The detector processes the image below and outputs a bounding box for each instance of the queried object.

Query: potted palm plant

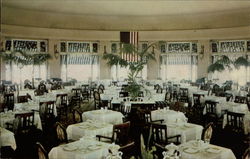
[103,42,162,100]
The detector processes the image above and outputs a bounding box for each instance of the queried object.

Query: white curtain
[160,54,197,82]
[60,54,100,82]
[5,62,47,84]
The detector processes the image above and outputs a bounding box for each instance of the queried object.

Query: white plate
[205,147,221,154]
[88,145,101,150]
[63,145,78,151]
[183,147,199,154]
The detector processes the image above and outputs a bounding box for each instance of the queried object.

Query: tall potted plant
[103,42,162,100]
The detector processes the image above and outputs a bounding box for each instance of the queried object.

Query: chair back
[72,108,83,123]
[54,122,68,144]
[39,101,55,121]
[201,122,213,142]
[72,88,82,97]
[179,88,188,97]
[4,93,14,110]
[156,88,163,94]
[98,84,105,90]
[226,111,245,133]
[17,95,29,103]
[193,93,204,106]
[154,84,160,90]
[247,94,250,111]
[70,96,81,108]
[36,142,49,159]
[98,88,104,94]
[113,122,131,146]
[234,96,246,104]
[14,112,35,133]
[205,101,217,114]
[165,92,172,102]
[38,83,47,92]
[151,123,167,145]
[56,94,68,106]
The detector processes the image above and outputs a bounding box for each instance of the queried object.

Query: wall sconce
[54,44,59,59]
[199,45,204,59]
[104,46,107,54]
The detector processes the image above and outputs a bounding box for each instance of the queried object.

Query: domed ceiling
[2,0,250,31]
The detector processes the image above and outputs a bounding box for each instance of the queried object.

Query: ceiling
[2,0,250,31]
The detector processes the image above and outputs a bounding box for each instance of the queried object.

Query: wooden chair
[6,111,35,134]
[151,123,181,146]
[54,122,68,145]
[38,83,47,93]
[193,93,204,106]
[70,95,81,109]
[154,84,160,90]
[138,109,164,128]
[93,91,104,109]
[24,83,33,89]
[98,88,104,94]
[98,84,105,90]
[56,94,68,119]
[234,96,246,104]
[4,93,14,110]
[71,88,82,97]
[151,123,181,158]
[39,101,56,130]
[204,101,221,126]
[96,122,136,158]
[201,122,213,143]
[165,92,172,103]
[36,142,49,159]
[17,95,29,103]
[81,85,90,101]
[72,108,83,123]
[156,88,163,94]
[247,94,250,111]
[178,88,189,103]
[242,148,250,159]
[224,111,245,134]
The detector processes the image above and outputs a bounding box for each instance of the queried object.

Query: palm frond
[234,56,249,69]
[208,62,225,73]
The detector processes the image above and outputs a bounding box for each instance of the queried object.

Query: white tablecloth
[179,140,236,159]
[0,127,16,150]
[66,120,113,141]
[166,122,203,143]
[0,111,42,130]
[82,110,124,125]
[151,109,187,123]
[14,101,57,117]
[203,96,248,117]
[49,138,113,159]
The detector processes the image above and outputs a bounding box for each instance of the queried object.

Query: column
[147,44,160,80]
[99,41,111,80]
[197,40,211,79]
[47,39,61,79]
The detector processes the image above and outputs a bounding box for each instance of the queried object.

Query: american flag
[120,31,139,62]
